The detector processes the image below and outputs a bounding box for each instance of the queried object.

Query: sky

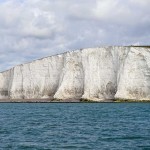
[0,0,150,72]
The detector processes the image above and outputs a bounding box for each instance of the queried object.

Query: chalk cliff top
[1,45,150,73]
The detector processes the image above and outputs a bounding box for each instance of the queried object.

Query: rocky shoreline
[0,98,80,103]
[0,98,149,103]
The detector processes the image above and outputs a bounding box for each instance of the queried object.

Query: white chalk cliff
[0,46,150,101]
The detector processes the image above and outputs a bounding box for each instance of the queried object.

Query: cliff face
[0,46,150,101]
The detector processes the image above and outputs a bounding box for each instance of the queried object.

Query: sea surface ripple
[0,103,149,150]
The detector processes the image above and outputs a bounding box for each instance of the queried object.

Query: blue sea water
[0,103,150,150]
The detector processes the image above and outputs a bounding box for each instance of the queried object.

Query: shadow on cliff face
[106,82,117,97]
[0,91,8,96]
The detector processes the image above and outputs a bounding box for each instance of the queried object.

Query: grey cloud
[0,0,150,71]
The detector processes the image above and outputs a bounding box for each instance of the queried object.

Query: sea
[0,103,149,150]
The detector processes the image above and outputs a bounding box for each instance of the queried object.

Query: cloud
[0,0,150,71]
